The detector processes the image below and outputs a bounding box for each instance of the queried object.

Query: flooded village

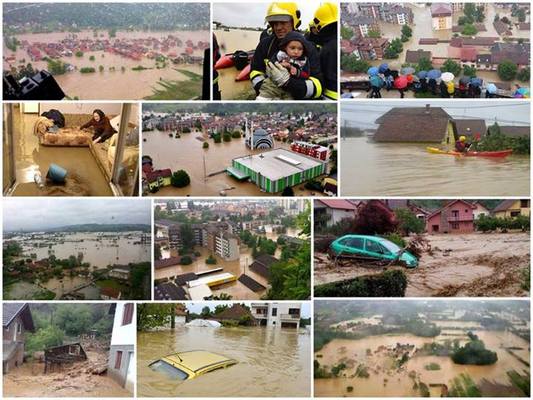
[153,199,311,300]
[142,103,338,197]
[341,2,530,98]
[314,300,530,397]
[341,101,530,196]
[3,198,151,300]
[314,198,530,297]
[3,3,209,99]
[137,302,311,397]
[3,302,135,397]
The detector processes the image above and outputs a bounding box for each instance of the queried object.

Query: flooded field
[315,232,530,297]
[137,326,311,397]
[143,128,318,197]
[214,29,261,99]
[315,329,530,397]
[4,30,207,99]
[340,137,530,196]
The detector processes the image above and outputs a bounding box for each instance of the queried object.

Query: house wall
[111,303,136,346]
[494,200,531,218]
[443,121,456,145]
[330,209,356,226]
[3,316,27,374]
[108,344,134,393]
[432,16,452,30]
[427,203,474,233]
[3,344,24,374]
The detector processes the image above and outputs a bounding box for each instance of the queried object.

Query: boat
[426,147,513,158]
[214,50,254,70]
[235,64,251,81]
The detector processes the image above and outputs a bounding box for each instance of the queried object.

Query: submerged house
[426,200,476,234]
[3,303,35,374]
[251,302,302,329]
[108,303,135,394]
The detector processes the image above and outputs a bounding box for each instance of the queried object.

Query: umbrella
[394,75,408,89]
[459,76,470,85]
[441,72,455,82]
[427,69,441,79]
[370,75,384,88]
[417,70,428,79]
[516,87,530,97]
[378,63,389,73]
[368,67,379,76]
[513,93,525,98]
[401,67,415,75]
[406,74,414,83]
[486,83,498,94]
[470,77,482,87]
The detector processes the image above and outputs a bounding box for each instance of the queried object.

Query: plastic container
[46,163,68,183]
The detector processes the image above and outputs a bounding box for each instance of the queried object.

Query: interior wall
[38,102,122,115]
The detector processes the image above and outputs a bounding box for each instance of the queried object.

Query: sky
[342,101,531,129]
[3,198,151,231]
[187,302,311,318]
[213,2,318,28]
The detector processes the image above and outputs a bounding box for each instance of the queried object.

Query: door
[364,239,388,260]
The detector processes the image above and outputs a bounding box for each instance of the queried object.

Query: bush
[314,269,407,297]
[231,131,241,138]
[441,59,461,76]
[75,51,83,57]
[223,132,231,142]
[497,60,518,81]
[341,54,370,73]
[382,232,406,248]
[206,255,217,265]
[80,67,95,73]
[424,362,441,370]
[304,179,323,192]
[180,255,192,265]
[202,141,209,149]
[517,67,530,82]
[282,186,295,196]
[451,339,498,365]
[89,55,95,61]
[213,133,221,143]
[395,209,425,234]
[171,170,191,188]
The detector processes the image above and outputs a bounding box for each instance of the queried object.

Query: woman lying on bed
[80,109,117,144]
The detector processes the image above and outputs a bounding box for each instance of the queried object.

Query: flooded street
[4,30,207,99]
[315,329,529,397]
[137,326,311,397]
[314,232,530,297]
[340,137,530,196]
[214,29,261,99]
[143,128,317,197]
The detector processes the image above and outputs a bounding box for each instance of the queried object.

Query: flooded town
[3,302,135,397]
[341,101,530,196]
[314,199,530,297]
[3,3,209,100]
[142,103,338,197]
[137,302,311,397]
[153,199,311,301]
[314,299,530,397]
[3,198,151,300]
[341,2,530,98]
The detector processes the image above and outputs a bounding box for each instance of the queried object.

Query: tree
[461,23,478,36]
[171,170,190,187]
[98,65,104,72]
[282,186,295,196]
[180,224,195,250]
[341,54,370,73]
[417,57,433,72]
[463,65,477,77]
[200,306,211,317]
[517,67,530,82]
[341,26,353,40]
[441,58,461,76]
[497,59,518,81]
[401,25,412,38]
[395,209,425,234]
[223,132,231,142]
[75,51,83,57]
[89,55,95,61]
[367,29,381,38]
[353,202,398,235]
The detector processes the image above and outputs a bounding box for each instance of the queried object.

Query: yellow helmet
[459,136,466,142]
[265,2,301,30]
[313,2,338,32]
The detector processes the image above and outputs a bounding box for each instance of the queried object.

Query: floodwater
[315,329,530,397]
[4,30,207,99]
[340,137,530,196]
[137,326,311,397]
[214,28,261,99]
[156,226,300,299]
[143,129,318,197]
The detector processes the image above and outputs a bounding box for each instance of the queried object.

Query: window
[16,323,22,334]
[511,211,520,218]
[115,351,123,369]
[122,303,134,325]
[521,200,529,208]
[365,240,383,254]
[340,237,363,249]
[451,222,459,229]
[272,308,277,317]
[288,308,300,316]
[149,360,189,380]
[451,210,459,218]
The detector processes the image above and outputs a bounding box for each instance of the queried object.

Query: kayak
[235,64,251,81]
[426,147,513,158]
[214,50,254,70]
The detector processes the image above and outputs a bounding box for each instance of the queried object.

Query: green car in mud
[329,234,418,268]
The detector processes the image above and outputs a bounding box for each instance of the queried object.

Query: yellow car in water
[149,350,237,380]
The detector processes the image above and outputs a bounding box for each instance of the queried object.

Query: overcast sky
[213,2,318,28]
[187,302,311,318]
[3,198,151,231]
[342,101,531,129]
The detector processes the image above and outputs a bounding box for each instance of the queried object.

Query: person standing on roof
[250,2,323,100]
[312,2,338,100]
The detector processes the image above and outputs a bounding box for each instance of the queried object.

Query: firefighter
[312,2,338,100]
[250,2,323,100]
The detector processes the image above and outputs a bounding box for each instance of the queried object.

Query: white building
[108,303,135,394]
[251,302,302,329]
[214,232,239,261]
[314,199,357,227]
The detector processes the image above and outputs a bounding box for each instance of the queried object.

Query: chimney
[425,104,430,114]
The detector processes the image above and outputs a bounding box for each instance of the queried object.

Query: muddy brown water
[340,137,530,196]
[315,329,529,397]
[4,30,207,99]
[137,326,311,397]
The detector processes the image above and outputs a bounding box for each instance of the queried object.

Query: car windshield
[150,360,188,380]
[379,239,401,254]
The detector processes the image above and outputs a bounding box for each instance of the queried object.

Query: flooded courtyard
[340,137,530,196]
[137,325,311,397]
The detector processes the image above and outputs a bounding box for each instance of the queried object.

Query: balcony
[447,216,473,222]
[280,313,300,320]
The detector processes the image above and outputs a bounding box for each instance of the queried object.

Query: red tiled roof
[460,47,477,61]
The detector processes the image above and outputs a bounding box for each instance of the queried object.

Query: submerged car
[149,350,237,380]
[329,234,418,268]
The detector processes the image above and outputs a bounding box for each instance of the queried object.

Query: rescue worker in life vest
[250,2,323,100]
[312,2,338,100]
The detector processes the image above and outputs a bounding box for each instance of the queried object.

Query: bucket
[233,50,249,71]
[46,163,67,183]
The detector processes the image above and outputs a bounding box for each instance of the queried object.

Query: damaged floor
[3,349,131,397]
[314,232,530,297]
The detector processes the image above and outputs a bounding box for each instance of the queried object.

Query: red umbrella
[394,76,408,89]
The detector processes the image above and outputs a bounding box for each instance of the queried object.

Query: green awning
[226,166,249,180]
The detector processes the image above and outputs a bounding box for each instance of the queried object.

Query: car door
[341,237,364,256]
[364,238,389,261]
